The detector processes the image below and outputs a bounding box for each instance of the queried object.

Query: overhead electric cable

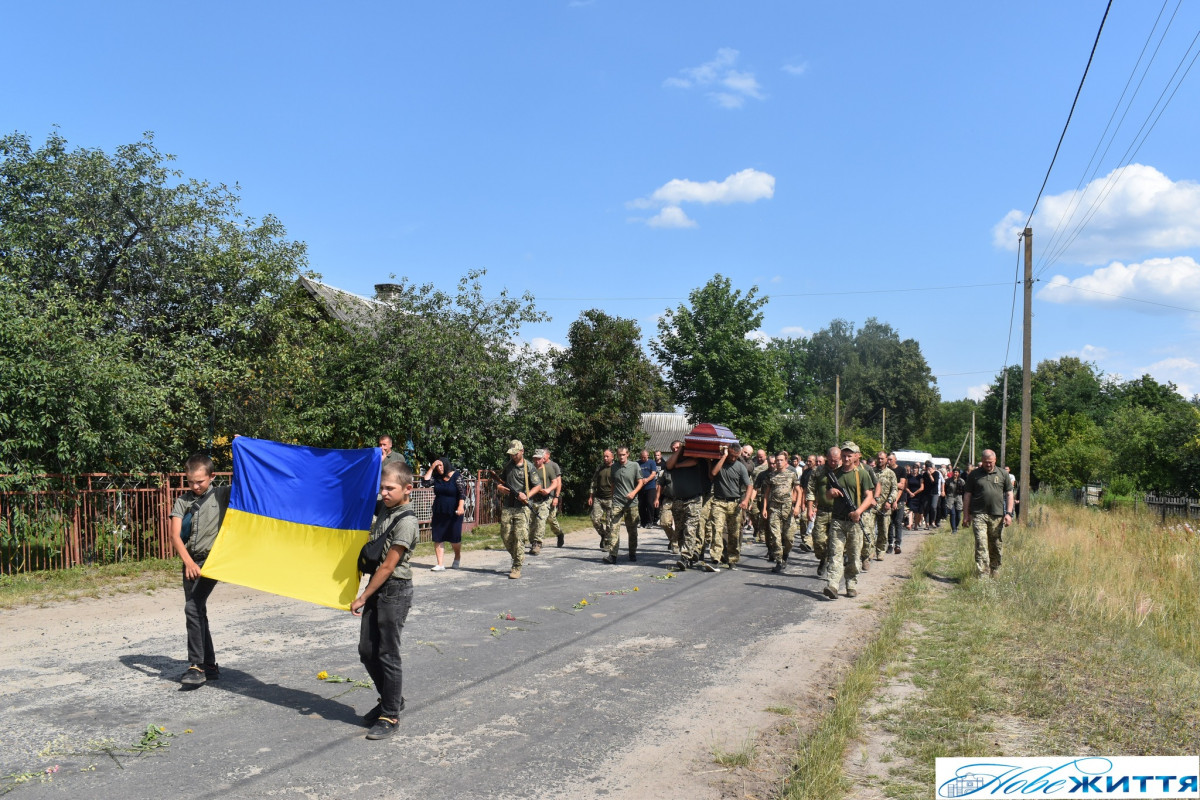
[1036,22,1200,279]
[1043,282,1200,313]
[525,281,1010,302]
[1022,0,1114,231]
[1035,0,1176,273]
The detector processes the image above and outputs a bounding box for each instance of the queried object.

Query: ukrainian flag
[201,437,382,610]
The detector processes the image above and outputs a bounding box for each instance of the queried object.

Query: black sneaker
[203,663,220,680]
[673,559,687,572]
[180,665,206,686]
[364,697,403,726]
[366,717,399,740]
[628,552,637,562]
[556,533,565,547]
[771,560,784,574]
[602,555,617,565]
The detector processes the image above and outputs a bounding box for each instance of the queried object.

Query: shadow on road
[118,655,362,725]
[744,582,829,601]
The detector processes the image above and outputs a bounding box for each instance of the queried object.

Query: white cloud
[966,382,991,402]
[663,48,765,108]
[1078,344,1110,361]
[646,206,697,229]
[992,164,1200,264]
[629,168,775,229]
[745,330,771,347]
[1039,256,1200,313]
[779,325,810,338]
[781,62,808,76]
[647,168,775,206]
[528,337,565,354]
[1139,357,1200,398]
[770,275,783,284]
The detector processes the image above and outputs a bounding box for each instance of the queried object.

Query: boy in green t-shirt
[351,460,419,740]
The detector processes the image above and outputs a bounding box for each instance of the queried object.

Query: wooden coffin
[683,423,740,460]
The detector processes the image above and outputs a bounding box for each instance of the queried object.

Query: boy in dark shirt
[352,460,420,740]
[169,453,232,687]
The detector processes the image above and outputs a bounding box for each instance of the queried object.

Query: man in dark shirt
[637,449,659,530]
[666,442,716,573]
[963,449,1013,578]
[709,445,752,568]
[587,449,615,550]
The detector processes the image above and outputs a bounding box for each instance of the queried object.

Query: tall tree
[0,131,314,476]
[652,275,783,445]
[804,318,938,448]
[552,309,670,509]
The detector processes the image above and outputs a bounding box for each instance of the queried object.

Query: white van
[892,450,932,470]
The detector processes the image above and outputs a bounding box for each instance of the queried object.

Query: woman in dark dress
[422,456,467,571]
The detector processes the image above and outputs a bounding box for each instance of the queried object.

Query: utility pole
[835,375,841,443]
[970,410,976,465]
[999,370,1009,471]
[882,408,887,451]
[1019,227,1033,522]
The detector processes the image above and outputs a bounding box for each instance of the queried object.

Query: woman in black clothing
[422,457,467,571]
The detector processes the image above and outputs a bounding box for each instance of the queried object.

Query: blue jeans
[183,556,218,667]
[358,578,413,718]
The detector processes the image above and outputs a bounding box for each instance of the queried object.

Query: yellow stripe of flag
[201,508,369,610]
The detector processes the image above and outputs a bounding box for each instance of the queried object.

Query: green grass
[0,558,180,609]
[780,532,936,800]
[712,736,758,768]
[0,515,600,608]
[783,500,1200,800]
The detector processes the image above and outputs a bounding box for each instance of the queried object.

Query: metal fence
[0,471,499,575]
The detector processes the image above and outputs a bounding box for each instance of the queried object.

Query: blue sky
[6,1,1200,401]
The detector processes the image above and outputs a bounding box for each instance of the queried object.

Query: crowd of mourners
[166,434,1014,740]
[489,438,1016,598]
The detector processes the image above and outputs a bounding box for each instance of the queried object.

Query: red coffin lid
[682,423,740,458]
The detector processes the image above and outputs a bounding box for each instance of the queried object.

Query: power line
[1022,0,1114,232]
[1035,0,1177,274]
[1042,281,1200,313]
[1036,19,1200,279]
[527,281,1011,303]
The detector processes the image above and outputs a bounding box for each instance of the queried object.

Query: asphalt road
[0,527,876,800]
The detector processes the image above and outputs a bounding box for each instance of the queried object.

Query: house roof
[298,276,387,329]
[640,411,692,453]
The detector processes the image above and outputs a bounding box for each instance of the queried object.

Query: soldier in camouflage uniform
[708,445,752,568]
[497,440,543,579]
[865,450,898,563]
[822,441,876,599]
[656,445,678,552]
[807,446,842,580]
[586,449,615,549]
[666,443,716,573]
[761,451,803,573]
[748,449,770,544]
[797,454,818,552]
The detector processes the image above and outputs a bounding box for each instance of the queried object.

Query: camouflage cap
[532,448,547,459]
[840,441,861,454]
[506,439,524,455]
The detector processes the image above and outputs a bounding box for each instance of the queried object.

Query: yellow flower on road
[317,671,329,680]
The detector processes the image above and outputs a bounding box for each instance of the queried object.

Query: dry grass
[784,500,1200,800]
